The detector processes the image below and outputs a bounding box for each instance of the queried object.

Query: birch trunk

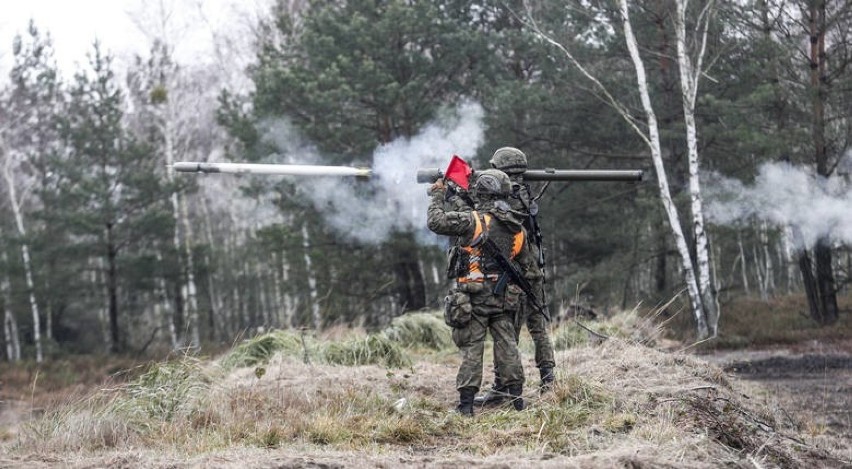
[1,241,21,362]
[780,227,797,293]
[619,0,708,338]
[164,141,186,346]
[737,231,751,295]
[162,112,201,348]
[302,223,321,330]
[179,193,200,348]
[753,245,767,300]
[759,221,776,296]
[2,159,43,361]
[3,307,20,362]
[199,195,221,340]
[674,0,719,336]
[155,251,179,349]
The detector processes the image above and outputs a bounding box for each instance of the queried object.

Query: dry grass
[2,308,849,467]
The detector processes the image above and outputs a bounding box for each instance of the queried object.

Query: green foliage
[253,0,493,156]
[321,334,412,368]
[39,43,174,352]
[381,311,452,351]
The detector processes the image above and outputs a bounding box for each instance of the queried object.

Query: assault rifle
[477,236,550,327]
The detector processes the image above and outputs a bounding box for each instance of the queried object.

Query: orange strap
[458,212,524,283]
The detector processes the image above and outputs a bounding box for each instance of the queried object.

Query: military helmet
[489,147,527,175]
[473,169,512,198]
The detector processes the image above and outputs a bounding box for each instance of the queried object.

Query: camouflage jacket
[427,188,543,290]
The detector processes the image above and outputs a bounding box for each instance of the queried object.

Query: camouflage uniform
[507,173,556,374]
[427,170,535,414]
[479,147,555,400]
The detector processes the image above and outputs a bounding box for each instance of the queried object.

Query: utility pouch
[503,284,524,313]
[457,281,486,295]
[443,290,473,328]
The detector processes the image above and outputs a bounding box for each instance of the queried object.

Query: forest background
[1,0,850,362]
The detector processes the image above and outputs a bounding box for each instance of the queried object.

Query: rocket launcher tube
[416,168,644,183]
[522,168,644,181]
[172,162,372,178]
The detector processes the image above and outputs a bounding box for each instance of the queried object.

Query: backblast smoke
[703,159,852,250]
[256,101,485,244]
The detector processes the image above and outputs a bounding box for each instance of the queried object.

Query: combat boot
[539,366,555,393]
[507,385,524,411]
[456,387,476,416]
[473,379,507,406]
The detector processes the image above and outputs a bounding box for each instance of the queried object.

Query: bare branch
[519,1,651,147]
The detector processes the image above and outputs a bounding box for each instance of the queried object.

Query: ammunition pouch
[444,290,473,328]
[503,284,524,312]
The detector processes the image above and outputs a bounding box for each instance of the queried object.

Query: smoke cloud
[704,159,852,249]
[257,100,485,244]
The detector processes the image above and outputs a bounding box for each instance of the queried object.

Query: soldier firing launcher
[416,167,644,184]
[417,154,643,187]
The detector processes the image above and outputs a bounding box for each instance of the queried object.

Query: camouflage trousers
[514,302,555,370]
[452,299,524,392]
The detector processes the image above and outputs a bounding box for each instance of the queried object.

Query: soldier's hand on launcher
[429,178,446,195]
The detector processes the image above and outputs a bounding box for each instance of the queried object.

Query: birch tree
[0,24,60,361]
[127,0,201,349]
[524,0,719,338]
[0,144,42,360]
[1,229,22,362]
[672,0,720,335]
[126,45,203,349]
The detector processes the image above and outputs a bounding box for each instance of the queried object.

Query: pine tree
[50,44,173,353]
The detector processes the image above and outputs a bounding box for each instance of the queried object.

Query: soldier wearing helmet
[477,147,556,405]
[426,169,537,416]
[490,147,529,176]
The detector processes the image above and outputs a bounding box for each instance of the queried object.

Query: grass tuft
[221,331,305,369]
[113,357,211,423]
[321,334,412,368]
[381,312,453,351]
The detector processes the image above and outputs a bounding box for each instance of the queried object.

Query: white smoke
[257,100,485,244]
[704,159,852,249]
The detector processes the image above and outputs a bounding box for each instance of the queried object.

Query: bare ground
[700,338,852,462]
